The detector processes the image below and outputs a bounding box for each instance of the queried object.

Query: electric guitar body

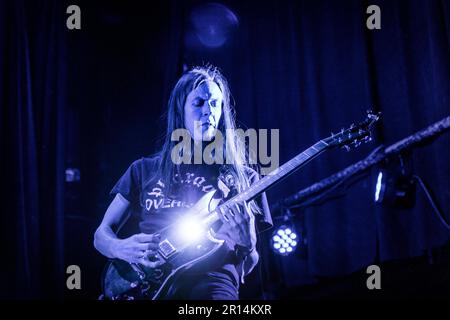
[103,190,225,300]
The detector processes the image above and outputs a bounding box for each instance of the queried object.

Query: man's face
[184,80,223,141]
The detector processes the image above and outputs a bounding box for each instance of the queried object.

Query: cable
[413,175,450,231]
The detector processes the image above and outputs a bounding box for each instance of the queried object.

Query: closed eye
[193,98,204,107]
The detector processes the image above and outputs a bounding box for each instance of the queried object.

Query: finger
[227,205,243,224]
[217,206,230,222]
[225,204,236,217]
[141,250,158,261]
[225,207,239,226]
[233,203,241,214]
[147,242,159,250]
[235,203,249,220]
[135,233,161,243]
[139,258,164,269]
[136,242,159,250]
[222,213,230,222]
[136,243,152,251]
[129,257,140,264]
[134,243,158,255]
[145,249,159,257]
[246,208,255,222]
[220,205,243,226]
[131,252,146,263]
[240,202,251,211]
[242,202,253,219]
[241,206,251,222]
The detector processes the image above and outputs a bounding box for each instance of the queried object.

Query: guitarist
[94,65,272,299]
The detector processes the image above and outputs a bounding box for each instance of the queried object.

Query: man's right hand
[111,233,163,268]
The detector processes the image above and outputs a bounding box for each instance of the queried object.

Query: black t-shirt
[110,155,272,294]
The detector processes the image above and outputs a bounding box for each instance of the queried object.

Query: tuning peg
[343,145,351,152]
[366,109,381,121]
[350,123,355,129]
[353,139,361,147]
[364,136,372,143]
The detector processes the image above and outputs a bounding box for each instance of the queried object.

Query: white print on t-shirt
[147,179,165,198]
[174,172,216,193]
[144,174,216,212]
[145,197,191,211]
[148,187,163,198]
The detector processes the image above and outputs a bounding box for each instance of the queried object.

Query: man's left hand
[215,202,257,250]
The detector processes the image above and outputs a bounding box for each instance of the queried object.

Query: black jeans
[169,270,239,300]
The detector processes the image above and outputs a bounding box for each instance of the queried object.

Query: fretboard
[202,140,329,227]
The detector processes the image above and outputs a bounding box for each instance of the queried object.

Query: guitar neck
[203,139,329,227]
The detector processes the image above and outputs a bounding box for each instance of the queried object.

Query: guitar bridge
[158,239,177,259]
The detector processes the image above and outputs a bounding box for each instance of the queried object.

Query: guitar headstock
[323,110,381,150]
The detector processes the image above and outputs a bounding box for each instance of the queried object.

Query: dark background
[1,0,450,299]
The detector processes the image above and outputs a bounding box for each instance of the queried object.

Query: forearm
[242,249,259,277]
[94,225,120,259]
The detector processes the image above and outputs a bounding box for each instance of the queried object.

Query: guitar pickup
[158,239,177,259]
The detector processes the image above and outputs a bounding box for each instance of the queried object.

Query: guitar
[102,111,380,300]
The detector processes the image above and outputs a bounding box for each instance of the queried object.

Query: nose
[202,100,213,116]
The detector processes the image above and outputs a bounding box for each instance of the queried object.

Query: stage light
[65,168,80,182]
[188,3,239,48]
[374,169,415,208]
[271,225,298,256]
[374,171,384,202]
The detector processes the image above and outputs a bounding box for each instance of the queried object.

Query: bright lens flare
[176,216,204,243]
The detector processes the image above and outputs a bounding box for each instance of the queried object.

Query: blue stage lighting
[271,225,298,256]
[375,171,384,202]
[188,3,239,48]
[374,169,415,208]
